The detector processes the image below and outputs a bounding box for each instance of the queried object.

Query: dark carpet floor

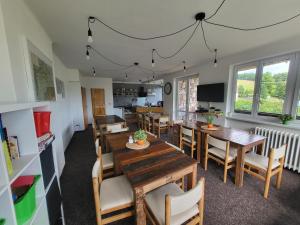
[60,127,300,225]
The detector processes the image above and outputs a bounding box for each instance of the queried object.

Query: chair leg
[191,145,194,158]
[223,164,228,183]
[264,173,272,199]
[204,152,208,171]
[158,127,160,138]
[276,169,283,189]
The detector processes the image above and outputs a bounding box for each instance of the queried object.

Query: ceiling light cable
[86,45,130,67]
[205,0,227,20]
[204,12,300,31]
[88,16,198,41]
[153,21,201,59]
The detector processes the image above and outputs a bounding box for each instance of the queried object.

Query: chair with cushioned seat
[95,139,114,177]
[144,115,153,132]
[204,135,237,183]
[179,125,196,158]
[92,158,134,225]
[243,144,287,199]
[145,177,205,225]
[153,116,170,138]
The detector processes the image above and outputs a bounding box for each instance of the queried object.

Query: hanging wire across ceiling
[85,0,300,78]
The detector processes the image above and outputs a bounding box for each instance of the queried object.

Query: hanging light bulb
[86,49,90,60]
[152,49,155,67]
[152,75,155,81]
[214,49,218,68]
[183,61,186,73]
[125,73,128,80]
[92,67,96,77]
[88,28,93,43]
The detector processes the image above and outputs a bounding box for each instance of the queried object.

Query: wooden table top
[106,132,197,189]
[95,115,125,126]
[202,127,266,147]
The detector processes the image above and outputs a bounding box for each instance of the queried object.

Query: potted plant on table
[134,129,147,145]
[201,108,223,128]
[278,114,293,125]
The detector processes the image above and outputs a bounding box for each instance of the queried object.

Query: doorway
[91,88,106,116]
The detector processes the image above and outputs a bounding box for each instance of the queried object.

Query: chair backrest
[146,131,157,138]
[92,158,102,181]
[172,119,183,125]
[165,141,184,153]
[181,126,193,137]
[145,115,151,122]
[207,135,227,151]
[159,116,169,123]
[271,144,287,160]
[138,113,143,119]
[107,123,122,132]
[110,127,129,133]
[168,178,204,216]
[95,139,100,155]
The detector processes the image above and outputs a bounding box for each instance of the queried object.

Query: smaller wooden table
[202,128,266,187]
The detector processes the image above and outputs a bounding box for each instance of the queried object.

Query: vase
[136,140,145,145]
[207,123,213,128]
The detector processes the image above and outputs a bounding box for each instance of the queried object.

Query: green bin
[14,175,40,225]
[0,218,5,225]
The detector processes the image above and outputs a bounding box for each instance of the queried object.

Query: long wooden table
[106,132,198,225]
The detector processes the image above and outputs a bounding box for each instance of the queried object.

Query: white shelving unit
[0,102,64,225]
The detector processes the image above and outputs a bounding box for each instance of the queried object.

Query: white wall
[0,0,85,175]
[0,0,53,102]
[0,1,16,102]
[162,34,300,132]
[80,75,114,123]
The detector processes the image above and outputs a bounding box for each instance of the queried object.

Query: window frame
[231,53,300,121]
[175,74,199,120]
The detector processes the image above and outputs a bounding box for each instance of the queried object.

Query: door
[91,88,106,116]
[81,87,88,129]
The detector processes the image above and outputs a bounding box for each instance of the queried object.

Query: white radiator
[254,127,300,173]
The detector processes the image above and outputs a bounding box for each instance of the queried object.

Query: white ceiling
[25,0,300,81]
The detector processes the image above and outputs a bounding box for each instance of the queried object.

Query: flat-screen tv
[197,83,224,102]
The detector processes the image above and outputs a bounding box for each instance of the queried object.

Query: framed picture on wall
[55,77,65,98]
[25,39,56,101]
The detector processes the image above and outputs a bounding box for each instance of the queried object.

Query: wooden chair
[243,144,287,199]
[179,125,196,158]
[145,177,205,225]
[144,115,153,132]
[146,130,157,138]
[92,120,101,141]
[204,135,237,183]
[92,158,134,225]
[106,123,129,133]
[138,113,144,129]
[153,116,170,138]
[95,139,114,177]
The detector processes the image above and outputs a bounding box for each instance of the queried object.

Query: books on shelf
[0,114,14,175]
[38,132,55,152]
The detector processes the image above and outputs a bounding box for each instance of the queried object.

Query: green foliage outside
[235,72,287,114]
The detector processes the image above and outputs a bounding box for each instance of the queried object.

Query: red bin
[34,112,51,137]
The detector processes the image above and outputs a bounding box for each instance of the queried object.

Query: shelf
[9,154,39,184]
[0,102,49,114]
[23,196,44,225]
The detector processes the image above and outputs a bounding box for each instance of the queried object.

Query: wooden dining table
[177,121,266,187]
[106,132,198,225]
[94,115,125,129]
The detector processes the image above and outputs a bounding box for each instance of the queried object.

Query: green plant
[278,114,293,124]
[134,129,147,141]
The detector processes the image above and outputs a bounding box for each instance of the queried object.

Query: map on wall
[30,51,55,101]
[55,77,65,98]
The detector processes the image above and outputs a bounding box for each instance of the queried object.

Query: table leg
[187,164,197,190]
[235,146,245,187]
[135,187,146,225]
[197,127,201,163]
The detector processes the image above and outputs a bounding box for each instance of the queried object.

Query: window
[176,75,199,120]
[232,53,300,121]
[258,60,289,115]
[234,67,257,114]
